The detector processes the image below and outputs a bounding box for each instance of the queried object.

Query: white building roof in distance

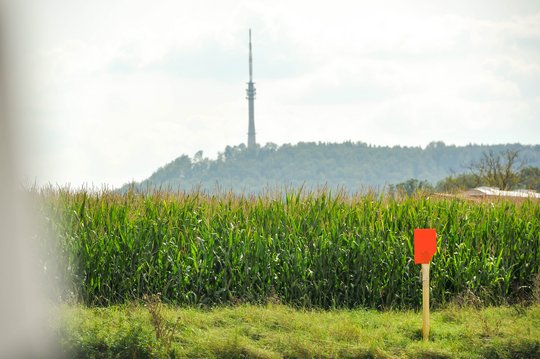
[466,186,540,199]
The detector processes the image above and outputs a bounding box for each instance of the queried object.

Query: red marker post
[414,229,436,341]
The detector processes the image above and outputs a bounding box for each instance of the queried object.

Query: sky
[5,0,540,188]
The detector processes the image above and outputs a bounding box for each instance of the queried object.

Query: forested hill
[123,142,540,194]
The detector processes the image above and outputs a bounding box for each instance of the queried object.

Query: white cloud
[9,0,540,187]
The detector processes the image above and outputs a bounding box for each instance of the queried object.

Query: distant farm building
[466,187,540,199]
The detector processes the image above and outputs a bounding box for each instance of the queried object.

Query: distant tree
[468,149,526,190]
[426,141,446,149]
[518,166,540,191]
[436,173,481,193]
[395,178,433,196]
[193,150,204,163]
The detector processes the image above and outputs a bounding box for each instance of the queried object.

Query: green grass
[55,303,540,358]
[36,188,540,309]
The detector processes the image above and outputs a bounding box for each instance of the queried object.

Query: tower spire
[246,29,256,149]
[249,29,253,82]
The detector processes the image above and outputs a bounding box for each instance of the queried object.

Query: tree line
[395,149,540,195]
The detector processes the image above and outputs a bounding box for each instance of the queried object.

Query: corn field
[36,188,540,309]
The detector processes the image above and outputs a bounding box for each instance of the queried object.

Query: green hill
[123,141,540,193]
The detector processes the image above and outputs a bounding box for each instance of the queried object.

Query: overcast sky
[6,0,540,188]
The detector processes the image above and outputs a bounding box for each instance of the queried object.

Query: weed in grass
[143,293,179,354]
[211,333,276,359]
[533,272,540,304]
[513,303,527,316]
[407,347,453,359]
[450,289,484,309]
[329,318,362,343]
[481,338,540,359]
[440,307,462,324]
[480,314,502,339]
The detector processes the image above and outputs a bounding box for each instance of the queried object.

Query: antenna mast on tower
[246,29,256,149]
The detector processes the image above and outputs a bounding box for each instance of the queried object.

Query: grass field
[56,302,540,358]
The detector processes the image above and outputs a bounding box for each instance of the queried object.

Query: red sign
[414,229,437,264]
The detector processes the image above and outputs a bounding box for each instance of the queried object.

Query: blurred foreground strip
[0,2,61,358]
